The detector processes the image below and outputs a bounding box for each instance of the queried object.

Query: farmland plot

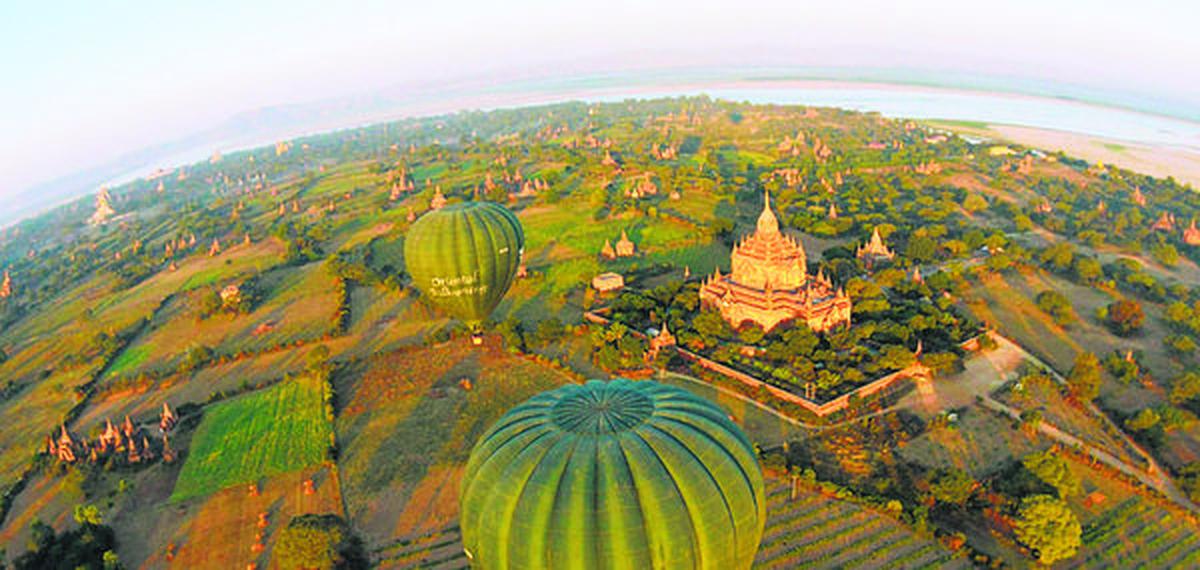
[1067,498,1200,569]
[754,480,968,570]
[170,374,332,502]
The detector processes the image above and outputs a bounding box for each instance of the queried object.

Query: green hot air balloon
[403,201,524,329]
[459,379,766,570]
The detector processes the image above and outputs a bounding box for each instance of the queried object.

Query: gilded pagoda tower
[699,191,852,333]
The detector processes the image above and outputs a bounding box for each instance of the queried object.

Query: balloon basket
[471,334,484,346]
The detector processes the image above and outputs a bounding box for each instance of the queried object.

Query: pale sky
[1,0,1197,199]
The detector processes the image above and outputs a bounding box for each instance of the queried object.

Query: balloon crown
[550,380,656,434]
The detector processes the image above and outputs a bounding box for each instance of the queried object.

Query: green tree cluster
[273,514,367,570]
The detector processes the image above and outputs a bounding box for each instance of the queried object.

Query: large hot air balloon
[459,379,765,570]
[403,201,524,328]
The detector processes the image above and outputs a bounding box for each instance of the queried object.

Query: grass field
[0,365,97,486]
[111,261,342,378]
[155,466,344,570]
[0,470,86,553]
[994,376,1144,469]
[170,374,332,502]
[335,339,575,548]
[659,372,808,449]
[898,405,1047,478]
[959,270,1171,413]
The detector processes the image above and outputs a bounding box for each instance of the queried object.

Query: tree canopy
[1014,494,1082,565]
[273,514,367,570]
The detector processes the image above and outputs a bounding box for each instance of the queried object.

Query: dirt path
[983,333,1195,511]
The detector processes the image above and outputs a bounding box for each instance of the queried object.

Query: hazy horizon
[3,0,1198,206]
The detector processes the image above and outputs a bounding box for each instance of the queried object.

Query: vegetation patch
[170,374,332,501]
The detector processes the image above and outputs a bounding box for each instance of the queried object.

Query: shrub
[1066,352,1101,402]
[1103,299,1145,336]
[1022,450,1080,498]
[274,514,367,570]
[1035,290,1074,326]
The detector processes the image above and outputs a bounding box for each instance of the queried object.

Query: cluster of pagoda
[699,192,852,333]
[45,403,179,466]
[600,231,636,259]
[1033,188,1200,246]
[624,174,658,199]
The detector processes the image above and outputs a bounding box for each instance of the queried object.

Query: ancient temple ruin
[699,192,852,333]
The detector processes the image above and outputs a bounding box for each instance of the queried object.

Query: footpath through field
[980,334,1196,514]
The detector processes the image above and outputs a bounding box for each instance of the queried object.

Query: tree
[14,513,122,570]
[1019,409,1043,435]
[963,193,988,213]
[922,352,963,375]
[738,323,765,345]
[1073,257,1103,283]
[496,317,526,352]
[876,344,916,372]
[306,345,332,374]
[1039,243,1075,272]
[274,514,367,570]
[1104,299,1145,336]
[905,235,938,263]
[531,318,566,347]
[1180,462,1200,503]
[1125,408,1161,432]
[1165,334,1197,357]
[1035,290,1074,326]
[178,344,213,374]
[1066,352,1102,402]
[693,310,732,345]
[1151,242,1180,267]
[1022,450,1080,498]
[928,467,975,506]
[1014,495,1082,565]
[1170,372,1200,405]
[73,503,104,526]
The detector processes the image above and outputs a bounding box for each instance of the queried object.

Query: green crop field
[1069,498,1200,568]
[170,374,332,502]
[754,480,967,569]
[382,478,967,570]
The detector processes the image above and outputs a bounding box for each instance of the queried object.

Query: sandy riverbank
[926,120,1200,189]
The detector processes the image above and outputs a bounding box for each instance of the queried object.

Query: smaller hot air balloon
[460,379,766,570]
[403,201,524,333]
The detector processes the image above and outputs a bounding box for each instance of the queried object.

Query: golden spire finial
[756,190,779,235]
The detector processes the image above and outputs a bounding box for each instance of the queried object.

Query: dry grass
[334,340,573,548]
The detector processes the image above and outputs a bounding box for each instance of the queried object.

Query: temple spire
[756,190,780,235]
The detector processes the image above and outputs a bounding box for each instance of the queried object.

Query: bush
[1103,299,1145,336]
[1035,290,1074,326]
[13,510,121,570]
[1022,450,1080,498]
[274,514,367,570]
[1066,352,1102,402]
[928,467,975,506]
